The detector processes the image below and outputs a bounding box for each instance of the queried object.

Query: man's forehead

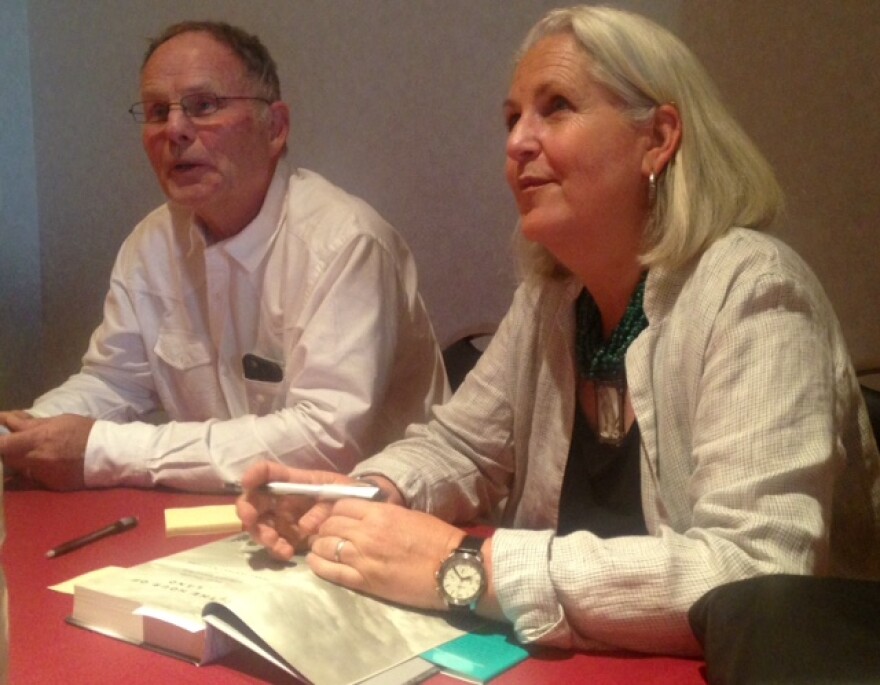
[140,31,249,95]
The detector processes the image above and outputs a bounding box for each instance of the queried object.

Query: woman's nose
[506,117,539,163]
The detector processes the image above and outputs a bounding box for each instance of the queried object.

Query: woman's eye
[504,112,521,132]
[549,96,572,113]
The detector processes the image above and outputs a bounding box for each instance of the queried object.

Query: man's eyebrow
[138,84,217,100]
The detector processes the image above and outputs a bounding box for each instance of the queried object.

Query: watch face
[438,553,485,606]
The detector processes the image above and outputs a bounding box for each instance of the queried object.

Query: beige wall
[2,1,877,409]
[2,0,675,405]
[680,0,880,373]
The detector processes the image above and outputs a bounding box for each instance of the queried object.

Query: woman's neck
[571,258,643,339]
[540,217,646,338]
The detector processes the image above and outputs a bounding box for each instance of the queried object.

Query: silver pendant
[595,377,626,446]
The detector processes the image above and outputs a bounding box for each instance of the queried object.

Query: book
[357,657,438,684]
[68,533,468,685]
[420,629,529,684]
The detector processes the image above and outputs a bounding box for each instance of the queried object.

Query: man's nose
[163,107,197,142]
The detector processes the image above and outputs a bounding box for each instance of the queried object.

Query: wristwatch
[436,535,487,612]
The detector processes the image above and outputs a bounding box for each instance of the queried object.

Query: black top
[557,398,647,538]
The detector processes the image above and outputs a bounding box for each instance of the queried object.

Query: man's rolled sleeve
[84,419,157,488]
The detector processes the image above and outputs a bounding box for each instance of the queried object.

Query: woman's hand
[236,461,352,560]
[308,498,467,611]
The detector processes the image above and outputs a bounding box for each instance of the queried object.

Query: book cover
[68,533,466,685]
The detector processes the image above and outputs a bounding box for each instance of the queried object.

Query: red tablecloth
[1,487,707,684]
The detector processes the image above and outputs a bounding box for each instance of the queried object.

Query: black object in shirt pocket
[242,353,283,383]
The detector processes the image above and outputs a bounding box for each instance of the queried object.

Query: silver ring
[334,538,347,564]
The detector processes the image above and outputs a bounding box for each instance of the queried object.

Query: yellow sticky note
[164,504,242,537]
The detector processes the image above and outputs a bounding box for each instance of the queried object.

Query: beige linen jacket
[355,228,880,655]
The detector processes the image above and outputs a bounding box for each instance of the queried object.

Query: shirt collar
[179,161,289,271]
[218,161,289,272]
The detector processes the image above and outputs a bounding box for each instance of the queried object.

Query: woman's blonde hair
[514,5,783,281]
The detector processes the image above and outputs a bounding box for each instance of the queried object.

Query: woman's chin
[519,217,564,249]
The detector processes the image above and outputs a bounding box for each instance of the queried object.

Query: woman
[237,6,880,655]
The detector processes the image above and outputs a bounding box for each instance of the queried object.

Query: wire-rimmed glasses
[128,93,272,124]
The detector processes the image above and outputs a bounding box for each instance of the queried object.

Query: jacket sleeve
[351,284,529,520]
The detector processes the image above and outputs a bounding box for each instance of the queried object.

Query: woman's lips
[518,176,552,191]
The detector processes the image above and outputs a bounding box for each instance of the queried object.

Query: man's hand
[0,410,32,428]
[0,413,92,490]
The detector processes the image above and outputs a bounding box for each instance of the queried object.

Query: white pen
[225,481,384,501]
[266,482,383,501]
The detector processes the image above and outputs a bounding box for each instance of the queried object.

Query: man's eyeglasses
[128,93,272,124]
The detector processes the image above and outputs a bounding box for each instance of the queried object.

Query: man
[0,21,448,492]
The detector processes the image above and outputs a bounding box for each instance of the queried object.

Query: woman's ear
[642,103,682,176]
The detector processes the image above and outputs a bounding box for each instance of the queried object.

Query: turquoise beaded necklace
[575,272,648,381]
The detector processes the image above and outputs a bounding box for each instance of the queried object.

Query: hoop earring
[647,172,657,207]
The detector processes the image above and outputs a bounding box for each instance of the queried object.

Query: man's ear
[267,101,290,155]
[642,103,681,176]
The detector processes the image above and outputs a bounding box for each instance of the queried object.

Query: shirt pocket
[241,352,286,415]
[243,376,287,416]
[152,330,227,419]
[154,329,213,371]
